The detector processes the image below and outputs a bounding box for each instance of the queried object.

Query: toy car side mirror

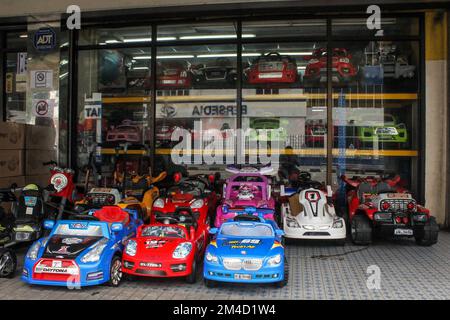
[326,185,333,206]
[44,219,55,230]
[111,223,123,233]
[209,228,218,235]
[190,226,195,240]
[275,229,285,237]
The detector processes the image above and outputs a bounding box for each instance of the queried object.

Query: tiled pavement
[1,231,449,300]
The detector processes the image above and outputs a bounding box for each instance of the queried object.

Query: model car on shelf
[204,209,287,288]
[122,209,209,283]
[341,175,438,246]
[245,52,299,86]
[0,188,18,278]
[215,166,275,228]
[355,114,408,147]
[248,118,288,142]
[303,48,358,84]
[279,172,346,244]
[151,174,218,227]
[155,125,185,146]
[21,206,143,287]
[157,61,192,89]
[192,58,237,88]
[305,121,327,147]
[106,120,142,144]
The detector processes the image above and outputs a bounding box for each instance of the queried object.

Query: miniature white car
[280,185,346,243]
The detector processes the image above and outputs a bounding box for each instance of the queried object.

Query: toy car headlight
[267,254,282,266]
[332,219,344,228]
[339,58,350,63]
[81,238,108,263]
[173,242,192,259]
[153,198,165,208]
[26,241,41,260]
[125,240,137,257]
[205,252,218,263]
[191,199,204,209]
[286,217,300,228]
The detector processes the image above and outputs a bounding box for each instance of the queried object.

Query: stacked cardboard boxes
[0,121,25,189]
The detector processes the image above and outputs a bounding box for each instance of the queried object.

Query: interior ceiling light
[19,34,28,38]
[123,37,176,42]
[179,34,255,40]
[132,66,149,70]
[157,55,195,59]
[277,52,312,56]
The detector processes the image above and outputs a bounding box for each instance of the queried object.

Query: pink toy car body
[214,171,275,227]
[106,121,142,143]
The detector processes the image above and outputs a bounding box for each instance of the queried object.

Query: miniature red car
[304,48,357,84]
[305,122,327,147]
[245,52,299,85]
[157,61,192,89]
[341,175,438,246]
[106,120,142,143]
[151,174,219,228]
[122,217,206,283]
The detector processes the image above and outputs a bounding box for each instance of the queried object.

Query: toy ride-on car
[204,209,287,288]
[215,166,275,227]
[0,187,18,278]
[151,173,218,227]
[341,175,438,246]
[245,52,299,86]
[122,209,209,283]
[280,176,346,244]
[21,206,143,287]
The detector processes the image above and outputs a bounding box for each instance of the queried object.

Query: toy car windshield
[142,225,186,238]
[53,223,104,237]
[221,223,273,237]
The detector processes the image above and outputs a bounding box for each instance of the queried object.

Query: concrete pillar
[425,11,448,225]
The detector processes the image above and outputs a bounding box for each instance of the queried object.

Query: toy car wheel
[415,216,439,246]
[0,248,17,278]
[350,215,372,245]
[204,278,217,288]
[186,260,197,284]
[108,256,123,287]
[274,258,289,288]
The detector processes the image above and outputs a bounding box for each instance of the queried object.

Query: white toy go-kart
[280,182,346,244]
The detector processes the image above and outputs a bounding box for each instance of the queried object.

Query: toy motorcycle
[0,187,18,278]
[279,172,346,244]
[341,175,438,246]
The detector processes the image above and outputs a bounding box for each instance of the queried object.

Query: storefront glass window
[331,40,420,201]
[155,44,237,176]
[157,22,237,42]
[76,48,152,185]
[332,17,419,37]
[243,19,326,38]
[242,42,327,183]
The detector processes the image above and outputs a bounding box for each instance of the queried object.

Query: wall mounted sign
[33,27,56,52]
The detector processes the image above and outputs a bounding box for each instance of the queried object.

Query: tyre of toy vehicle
[274,258,289,288]
[204,278,217,288]
[186,259,197,284]
[350,215,372,245]
[0,248,17,278]
[415,216,439,246]
[108,256,122,287]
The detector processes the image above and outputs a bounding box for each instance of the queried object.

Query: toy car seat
[15,186,44,223]
[357,182,374,203]
[93,206,129,225]
[376,182,394,193]
[233,214,261,222]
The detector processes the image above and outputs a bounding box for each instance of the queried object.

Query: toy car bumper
[122,256,193,278]
[203,261,284,284]
[21,258,109,287]
[372,211,433,236]
[283,221,346,240]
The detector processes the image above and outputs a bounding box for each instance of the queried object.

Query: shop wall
[425,11,448,225]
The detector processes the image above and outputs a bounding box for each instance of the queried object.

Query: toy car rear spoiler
[225,165,274,175]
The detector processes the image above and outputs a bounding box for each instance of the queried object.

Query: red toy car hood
[135,237,189,260]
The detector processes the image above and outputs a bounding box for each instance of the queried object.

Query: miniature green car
[248,118,288,142]
[356,114,408,144]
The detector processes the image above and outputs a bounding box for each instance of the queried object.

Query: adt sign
[33,28,56,52]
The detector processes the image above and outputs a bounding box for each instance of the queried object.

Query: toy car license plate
[162,80,176,84]
[259,72,282,78]
[375,127,398,135]
[394,228,413,236]
[234,274,251,280]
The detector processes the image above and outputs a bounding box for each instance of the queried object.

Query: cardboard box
[0,176,24,214]
[26,124,57,150]
[25,149,57,176]
[0,150,24,178]
[25,174,49,188]
[0,121,25,149]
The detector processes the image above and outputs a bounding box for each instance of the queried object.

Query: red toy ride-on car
[341,175,438,246]
[246,52,299,86]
